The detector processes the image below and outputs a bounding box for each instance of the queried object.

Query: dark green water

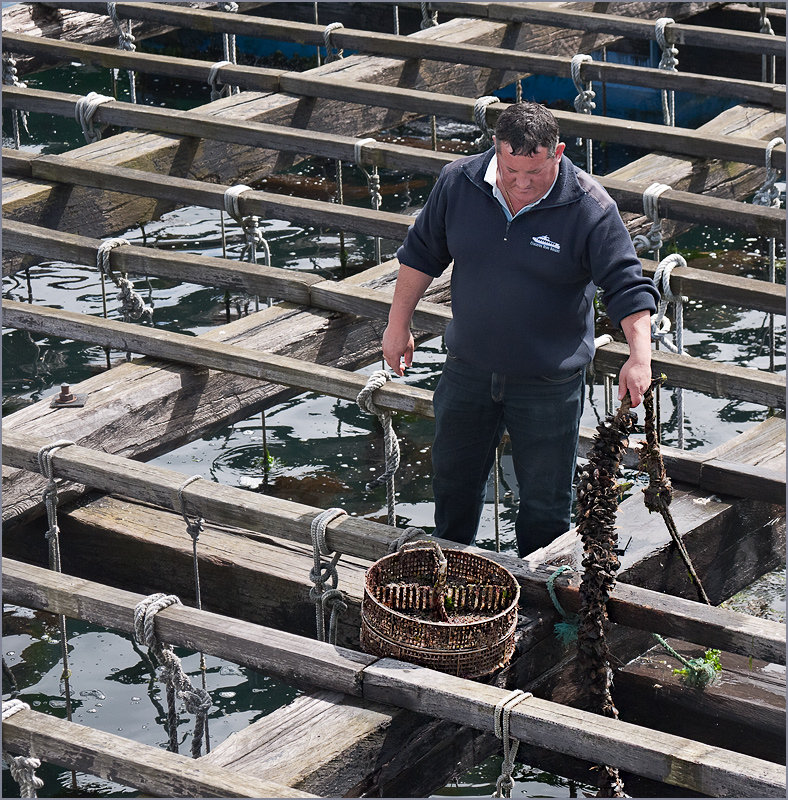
[3,22,785,799]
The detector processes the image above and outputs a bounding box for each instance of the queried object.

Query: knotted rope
[638,378,710,604]
[36,441,76,728]
[473,96,499,150]
[107,2,136,102]
[3,701,43,799]
[75,92,114,144]
[217,1,239,93]
[208,60,232,101]
[323,22,344,62]
[357,370,401,526]
[655,18,678,126]
[309,508,348,644]
[387,526,425,553]
[546,565,579,644]
[631,182,671,257]
[652,633,720,688]
[2,54,30,148]
[570,54,595,172]
[492,689,532,798]
[759,3,776,82]
[134,593,212,757]
[354,138,383,263]
[650,252,685,357]
[420,2,439,28]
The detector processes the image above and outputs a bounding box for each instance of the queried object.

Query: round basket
[360,541,520,679]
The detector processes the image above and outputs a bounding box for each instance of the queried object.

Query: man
[382,101,659,556]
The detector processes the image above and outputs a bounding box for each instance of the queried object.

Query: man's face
[494,137,565,208]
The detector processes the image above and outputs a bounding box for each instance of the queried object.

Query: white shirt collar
[484,153,559,219]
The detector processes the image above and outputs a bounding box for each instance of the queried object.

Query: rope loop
[309,508,348,643]
[208,60,232,100]
[420,2,439,28]
[759,3,774,36]
[493,689,532,798]
[75,92,114,143]
[223,183,253,222]
[387,526,426,552]
[177,474,204,543]
[752,137,785,207]
[472,95,499,149]
[570,54,595,114]
[2,54,30,144]
[217,1,239,12]
[655,18,678,71]
[133,593,182,649]
[4,747,44,798]
[2,698,30,720]
[650,253,686,354]
[96,237,130,282]
[353,137,376,166]
[116,277,153,323]
[632,182,671,254]
[323,22,345,62]
[107,2,136,51]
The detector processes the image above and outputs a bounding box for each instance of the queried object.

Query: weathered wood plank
[2,705,315,798]
[704,414,786,471]
[615,637,786,764]
[3,432,785,664]
[4,560,783,798]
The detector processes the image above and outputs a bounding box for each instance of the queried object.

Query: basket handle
[399,540,449,621]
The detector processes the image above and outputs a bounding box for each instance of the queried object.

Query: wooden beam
[2,434,784,664]
[2,705,314,798]
[5,299,783,409]
[3,87,784,238]
[6,5,783,107]
[436,1,787,57]
[3,560,784,799]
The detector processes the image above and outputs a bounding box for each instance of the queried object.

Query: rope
[1,705,43,800]
[420,2,439,28]
[133,594,212,757]
[492,689,532,798]
[650,253,685,356]
[570,54,595,172]
[208,60,232,101]
[107,2,136,103]
[546,565,579,644]
[631,182,672,257]
[357,370,401,526]
[638,379,710,604]
[473,96,499,150]
[74,92,114,143]
[387,526,425,553]
[2,54,30,148]
[217,1,239,94]
[323,22,344,62]
[309,508,348,643]
[353,138,383,262]
[652,633,719,688]
[752,137,785,208]
[655,18,678,126]
[759,3,776,83]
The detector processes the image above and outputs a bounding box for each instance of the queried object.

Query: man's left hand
[618,357,651,408]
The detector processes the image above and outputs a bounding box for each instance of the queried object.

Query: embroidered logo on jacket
[530,235,561,253]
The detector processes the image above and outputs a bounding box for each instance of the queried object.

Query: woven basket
[360,541,520,679]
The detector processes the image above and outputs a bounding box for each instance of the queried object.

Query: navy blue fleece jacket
[397,149,659,376]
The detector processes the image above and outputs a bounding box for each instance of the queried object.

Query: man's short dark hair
[494,102,560,158]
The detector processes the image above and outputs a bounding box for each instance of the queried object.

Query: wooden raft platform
[2,1,786,797]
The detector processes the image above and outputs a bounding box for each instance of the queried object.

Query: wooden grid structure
[2,2,786,797]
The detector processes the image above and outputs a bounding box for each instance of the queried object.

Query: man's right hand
[382,323,415,376]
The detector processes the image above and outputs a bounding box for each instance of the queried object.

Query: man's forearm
[388,263,434,328]
[620,309,652,364]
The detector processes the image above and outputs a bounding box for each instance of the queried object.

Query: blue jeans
[431,354,585,556]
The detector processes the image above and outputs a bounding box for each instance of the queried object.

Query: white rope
[357,370,401,525]
[420,1,438,28]
[37,440,76,573]
[218,1,239,89]
[74,92,114,143]
[323,22,344,62]
[107,2,136,102]
[655,18,678,126]
[354,137,376,166]
[752,137,785,207]
[97,238,153,331]
[3,699,30,720]
[631,182,672,256]
[224,184,271,305]
[759,3,776,82]
[473,95,500,150]
[493,689,533,798]
[133,593,212,757]
[2,54,30,148]
[208,59,232,101]
[570,54,595,172]
[309,508,348,643]
[2,724,44,800]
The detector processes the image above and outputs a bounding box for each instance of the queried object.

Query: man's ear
[555,142,566,159]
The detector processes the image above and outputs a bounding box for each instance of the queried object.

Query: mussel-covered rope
[473,95,500,150]
[176,474,211,751]
[570,54,595,173]
[310,508,349,643]
[107,2,136,102]
[492,689,533,798]
[133,593,212,757]
[655,18,678,126]
[2,701,44,798]
[2,54,30,148]
[638,379,710,604]
[575,396,633,797]
[357,370,401,526]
